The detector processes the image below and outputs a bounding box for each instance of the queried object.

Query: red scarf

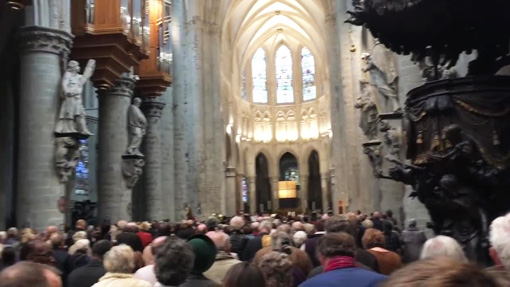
[324,256,357,272]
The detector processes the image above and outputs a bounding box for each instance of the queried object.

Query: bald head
[292,221,304,232]
[197,224,208,234]
[207,231,230,252]
[373,212,381,220]
[0,262,62,287]
[46,226,58,237]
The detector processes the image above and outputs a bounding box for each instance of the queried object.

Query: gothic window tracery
[276,45,294,103]
[301,47,316,101]
[241,69,247,100]
[252,48,268,103]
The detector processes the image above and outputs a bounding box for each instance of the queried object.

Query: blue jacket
[299,267,387,287]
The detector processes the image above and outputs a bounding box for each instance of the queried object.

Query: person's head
[251,221,260,231]
[259,220,272,234]
[1,246,16,267]
[72,231,87,243]
[117,220,128,231]
[206,218,219,232]
[361,219,373,229]
[315,220,325,232]
[124,222,138,233]
[489,213,510,272]
[133,97,142,107]
[0,262,62,287]
[7,227,18,239]
[155,236,194,286]
[187,234,217,274]
[381,257,504,287]
[75,219,86,231]
[407,218,417,228]
[291,221,304,232]
[258,252,293,287]
[20,228,35,244]
[420,235,467,262]
[270,231,292,254]
[292,231,307,248]
[224,262,266,287]
[103,244,136,274]
[74,239,90,254]
[49,233,63,249]
[242,225,253,235]
[20,240,55,266]
[325,215,352,235]
[362,228,386,249]
[45,226,59,239]
[382,220,393,234]
[196,224,208,234]
[139,221,151,232]
[304,223,315,235]
[207,231,231,252]
[230,216,245,230]
[91,240,112,261]
[386,210,394,218]
[317,233,356,266]
[276,224,291,235]
[373,211,381,220]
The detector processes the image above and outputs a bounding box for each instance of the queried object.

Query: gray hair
[229,216,244,230]
[103,244,135,273]
[271,231,292,253]
[259,220,272,233]
[420,235,467,262]
[258,252,293,287]
[292,231,308,248]
[155,236,194,286]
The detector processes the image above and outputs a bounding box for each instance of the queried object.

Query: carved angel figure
[55,60,95,136]
[355,80,379,140]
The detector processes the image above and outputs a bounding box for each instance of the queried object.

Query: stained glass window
[284,167,300,185]
[252,49,268,103]
[301,47,316,101]
[75,139,90,196]
[241,69,247,100]
[276,45,294,103]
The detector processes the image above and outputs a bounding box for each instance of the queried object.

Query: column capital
[142,97,166,118]
[18,26,73,55]
[99,73,137,98]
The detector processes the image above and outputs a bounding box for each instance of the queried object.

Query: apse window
[252,48,268,103]
[302,47,316,101]
[276,45,294,103]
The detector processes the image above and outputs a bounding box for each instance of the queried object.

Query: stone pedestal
[271,177,279,211]
[16,26,73,230]
[248,177,256,214]
[97,74,136,223]
[225,167,237,216]
[141,97,165,220]
[320,173,329,213]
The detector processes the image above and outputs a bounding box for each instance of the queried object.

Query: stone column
[225,167,237,215]
[320,173,329,213]
[270,177,279,211]
[141,97,165,220]
[248,177,256,214]
[299,176,308,212]
[16,26,72,230]
[160,88,175,220]
[97,74,136,223]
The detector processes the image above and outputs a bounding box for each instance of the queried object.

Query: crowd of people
[1,210,510,287]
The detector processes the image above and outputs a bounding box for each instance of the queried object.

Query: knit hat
[187,234,217,274]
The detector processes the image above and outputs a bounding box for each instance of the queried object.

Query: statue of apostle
[125,97,147,157]
[55,60,95,136]
[362,42,401,113]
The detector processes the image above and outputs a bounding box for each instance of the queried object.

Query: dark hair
[386,210,393,217]
[176,227,194,240]
[1,246,16,268]
[325,215,351,235]
[92,240,112,259]
[155,236,194,286]
[206,218,219,232]
[315,220,325,232]
[0,261,61,287]
[224,262,266,287]
[242,225,253,235]
[317,233,356,258]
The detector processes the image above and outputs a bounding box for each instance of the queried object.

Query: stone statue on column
[55,60,95,137]
[355,80,379,140]
[125,97,147,157]
[362,41,401,113]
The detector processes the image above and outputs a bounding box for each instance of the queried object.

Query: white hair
[259,220,272,233]
[361,219,373,229]
[292,231,308,248]
[490,213,510,272]
[0,231,6,240]
[229,216,244,230]
[75,239,90,251]
[420,235,467,262]
[104,244,135,273]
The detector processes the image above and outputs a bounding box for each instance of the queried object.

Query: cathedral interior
[1,0,509,244]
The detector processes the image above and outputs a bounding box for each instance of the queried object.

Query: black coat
[67,260,106,287]
[229,230,248,257]
[241,233,268,262]
[53,249,73,287]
